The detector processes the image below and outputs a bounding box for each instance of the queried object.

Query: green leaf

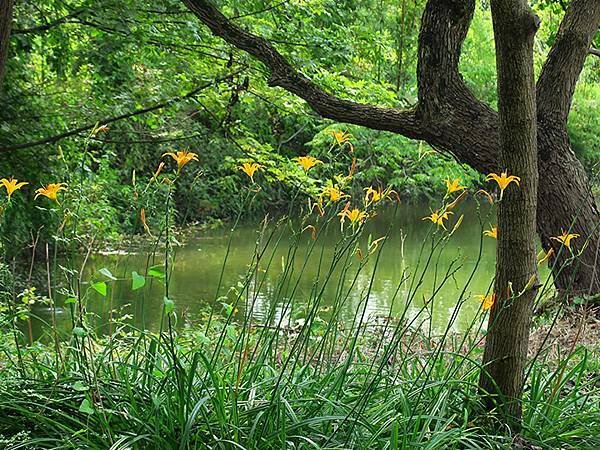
[79,398,95,414]
[64,297,77,305]
[197,332,210,345]
[73,326,87,337]
[91,281,107,296]
[148,265,165,279]
[221,302,233,316]
[131,271,145,290]
[163,296,174,314]
[72,381,88,392]
[98,267,116,280]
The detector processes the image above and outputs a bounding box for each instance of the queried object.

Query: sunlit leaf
[163,296,174,314]
[79,398,94,414]
[148,265,166,279]
[73,326,87,337]
[91,281,107,296]
[131,271,146,290]
[72,381,88,392]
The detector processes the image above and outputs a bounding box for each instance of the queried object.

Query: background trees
[0,0,599,293]
[0,0,599,436]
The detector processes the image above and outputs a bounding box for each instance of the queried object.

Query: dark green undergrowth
[0,325,597,449]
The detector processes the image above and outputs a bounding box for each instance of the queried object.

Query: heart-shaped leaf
[91,281,107,296]
[131,271,145,290]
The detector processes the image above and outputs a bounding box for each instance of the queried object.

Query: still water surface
[34,201,549,338]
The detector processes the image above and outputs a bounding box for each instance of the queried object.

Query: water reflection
[31,201,550,338]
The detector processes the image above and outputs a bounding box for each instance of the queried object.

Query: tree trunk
[395,0,407,91]
[479,0,539,427]
[538,128,600,294]
[0,0,14,85]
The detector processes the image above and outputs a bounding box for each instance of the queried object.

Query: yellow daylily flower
[239,162,262,182]
[550,230,580,250]
[486,171,520,198]
[35,183,66,203]
[297,156,323,172]
[537,247,554,265]
[483,226,498,239]
[162,150,199,170]
[322,186,345,202]
[338,207,368,226]
[445,178,466,194]
[422,209,453,230]
[364,186,384,204]
[476,293,496,311]
[1,178,28,199]
[327,130,354,151]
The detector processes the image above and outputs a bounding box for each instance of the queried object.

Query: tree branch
[180,0,424,139]
[417,0,474,114]
[536,0,600,125]
[415,0,500,174]
[12,9,85,34]
[0,72,240,152]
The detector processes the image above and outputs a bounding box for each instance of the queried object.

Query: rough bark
[0,0,14,85]
[535,0,600,294]
[479,0,539,426]
[537,130,600,294]
[537,0,600,125]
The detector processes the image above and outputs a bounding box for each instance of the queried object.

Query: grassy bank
[1,218,599,448]
[0,312,598,449]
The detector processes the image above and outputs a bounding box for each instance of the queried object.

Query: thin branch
[230,1,291,20]
[75,18,228,61]
[0,71,241,152]
[91,132,209,144]
[12,9,85,34]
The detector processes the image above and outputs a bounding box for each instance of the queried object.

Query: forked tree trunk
[181,0,600,295]
[478,0,539,426]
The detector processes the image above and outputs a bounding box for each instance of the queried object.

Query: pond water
[31,201,550,339]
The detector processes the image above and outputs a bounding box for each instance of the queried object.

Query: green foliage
[569,83,600,181]
[0,0,598,246]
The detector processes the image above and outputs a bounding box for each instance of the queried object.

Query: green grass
[0,324,597,449]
